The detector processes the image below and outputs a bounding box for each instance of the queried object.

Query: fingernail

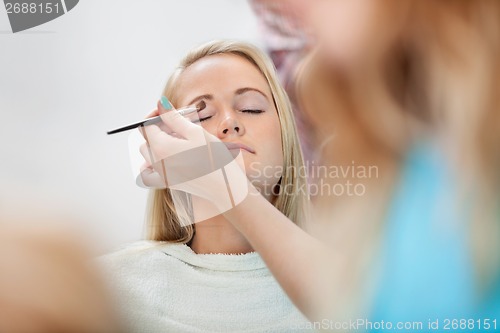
[160,96,173,110]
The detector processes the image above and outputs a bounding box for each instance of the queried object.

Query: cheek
[269,120,284,167]
[198,121,216,135]
[257,112,283,169]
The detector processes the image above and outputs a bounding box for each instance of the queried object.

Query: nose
[217,116,245,138]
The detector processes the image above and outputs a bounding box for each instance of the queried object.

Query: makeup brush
[107,101,206,135]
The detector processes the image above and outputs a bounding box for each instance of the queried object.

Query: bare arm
[222,183,338,319]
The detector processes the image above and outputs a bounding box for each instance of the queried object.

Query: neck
[189,214,253,255]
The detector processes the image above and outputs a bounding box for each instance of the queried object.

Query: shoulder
[100,240,162,260]
[97,241,188,276]
[96,241,190,303]
[96,241,189,328]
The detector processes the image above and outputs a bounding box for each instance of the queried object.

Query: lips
[223,142,255,154]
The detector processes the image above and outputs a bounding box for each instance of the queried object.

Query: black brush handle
[107,116,161,135]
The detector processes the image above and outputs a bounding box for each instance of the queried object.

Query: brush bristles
[195,100,206,112]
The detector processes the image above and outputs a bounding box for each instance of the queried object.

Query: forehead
[175,53,272,104]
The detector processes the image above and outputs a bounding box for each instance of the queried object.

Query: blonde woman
[101,40,317,332]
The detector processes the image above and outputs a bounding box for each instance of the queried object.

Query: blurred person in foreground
[249,0,318,179]
[240,0,500,330]
[0,217,120,333]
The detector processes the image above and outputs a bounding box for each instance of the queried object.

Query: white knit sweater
[99,241,312,332]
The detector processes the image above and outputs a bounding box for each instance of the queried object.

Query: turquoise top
[370,142,500,332]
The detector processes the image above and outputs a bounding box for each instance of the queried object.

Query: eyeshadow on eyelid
[199,106,215,116]
[234,102,264,110]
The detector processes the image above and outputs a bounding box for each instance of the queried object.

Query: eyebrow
[235,87,268,99]
[185,87,269,107]
[186,94,213,107]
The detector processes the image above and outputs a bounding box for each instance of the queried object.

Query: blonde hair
[146,40,309,243]
[297,0,500,290]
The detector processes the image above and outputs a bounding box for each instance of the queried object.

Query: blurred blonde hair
[146,40,309,243]
[297,0,500,290]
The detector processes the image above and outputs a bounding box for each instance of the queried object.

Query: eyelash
[197,117,211,123]
[242,109,264,114]
[195,109,264,123]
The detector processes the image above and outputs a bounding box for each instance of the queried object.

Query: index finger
[144,108,172,135]
[145,109,159,119]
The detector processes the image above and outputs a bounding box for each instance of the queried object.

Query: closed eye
[192,110,263,123]
[241,109,264,114]
[192,116,212,123]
